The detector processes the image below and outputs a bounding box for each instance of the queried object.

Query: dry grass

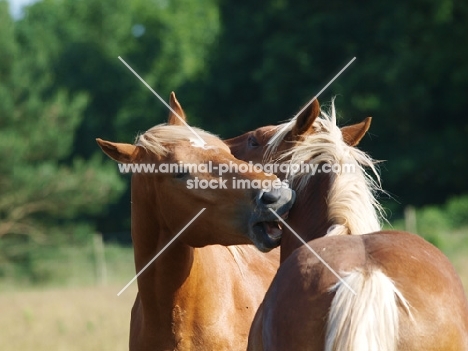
[0,285,137,351]
[0,245,466,351]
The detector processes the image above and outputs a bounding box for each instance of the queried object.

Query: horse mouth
[251,211,289,251]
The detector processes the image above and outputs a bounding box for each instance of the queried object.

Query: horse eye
[248,136,260,148]
[174,171,189,179]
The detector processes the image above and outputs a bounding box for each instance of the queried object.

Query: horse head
[226,98,380,259]
[97,93,295,252]
[226,99,371,167]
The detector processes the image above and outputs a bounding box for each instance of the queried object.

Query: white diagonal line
[118,56,206,147]
[267,57,356,145]
[117,208,206,296]
[268,208,357,295]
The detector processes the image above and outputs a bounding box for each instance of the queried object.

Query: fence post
[93,233,107,286]
[404,205,417,234]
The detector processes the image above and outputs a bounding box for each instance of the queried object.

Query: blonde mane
[135,124,217,156]
[271,101,384,235]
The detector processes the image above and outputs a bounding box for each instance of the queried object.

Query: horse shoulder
[258,237,367,351]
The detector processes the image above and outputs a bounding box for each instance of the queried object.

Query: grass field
[1,261,467,351]
[0,285,137,351]
[0,229,466,350]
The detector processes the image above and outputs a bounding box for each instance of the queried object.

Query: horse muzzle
[249,187,296,252]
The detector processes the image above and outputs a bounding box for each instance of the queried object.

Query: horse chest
[171,302,246,351]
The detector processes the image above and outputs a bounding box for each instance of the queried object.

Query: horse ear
[341,117,372,146]
[291,99,320,139]
[96,138,140,163]
[168,91,186,125]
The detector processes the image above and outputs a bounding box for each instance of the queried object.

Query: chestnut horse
[97,93,295,351]
[226,99,468,350]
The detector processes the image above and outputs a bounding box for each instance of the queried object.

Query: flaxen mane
[268,100,385,235]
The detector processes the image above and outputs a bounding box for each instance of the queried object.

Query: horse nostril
[261,190,281,205]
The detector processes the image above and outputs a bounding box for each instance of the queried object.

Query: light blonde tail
[325,269,410,351]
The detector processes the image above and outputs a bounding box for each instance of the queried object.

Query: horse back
[256,231,468,350]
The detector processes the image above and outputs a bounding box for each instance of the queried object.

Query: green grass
[431,227,468,290]
[0,243,134,291]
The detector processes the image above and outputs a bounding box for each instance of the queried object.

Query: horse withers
[97,93,295,351]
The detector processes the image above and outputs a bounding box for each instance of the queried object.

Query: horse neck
[130,180,197,347]
[280,160,382,262]
[280,172,333,262]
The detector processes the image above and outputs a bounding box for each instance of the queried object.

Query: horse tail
[325,269,411,351]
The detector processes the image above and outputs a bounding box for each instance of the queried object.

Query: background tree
[6,0,220,235]
[0,0,127,277]
[192,0,468,211]
[1,0,467,253]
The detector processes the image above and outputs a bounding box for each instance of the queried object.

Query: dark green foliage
[0,0,119,273]
[0,0,220,282]
[1,0,467,285]
[194,0,468,210]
